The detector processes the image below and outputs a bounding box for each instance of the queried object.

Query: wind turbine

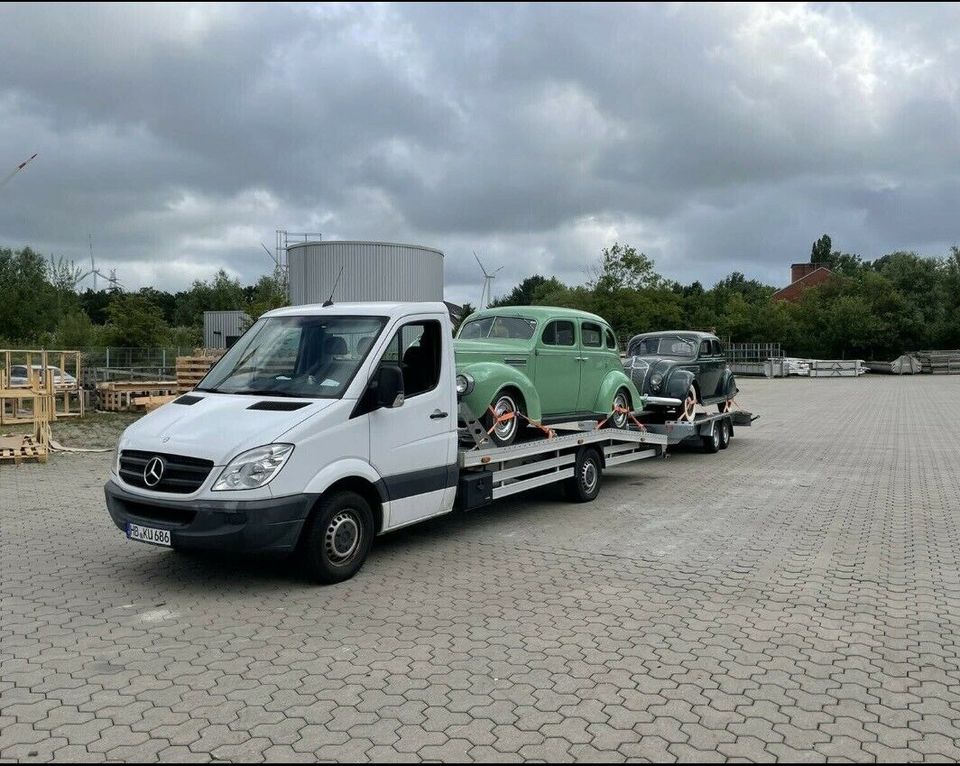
[474,251,503,309]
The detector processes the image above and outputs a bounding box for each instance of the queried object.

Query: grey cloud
[0,2,958,304]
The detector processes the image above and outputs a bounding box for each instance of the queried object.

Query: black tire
[702,424,721,454]
[564,447,603,502]
[718,418,731,449]
[299,490,375,584]
[482,391,522,447]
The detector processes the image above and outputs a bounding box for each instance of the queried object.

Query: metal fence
[79,347,189,385]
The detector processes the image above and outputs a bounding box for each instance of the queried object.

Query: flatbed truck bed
[455,408,756,510]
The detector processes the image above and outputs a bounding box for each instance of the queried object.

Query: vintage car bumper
[643,395,684,407]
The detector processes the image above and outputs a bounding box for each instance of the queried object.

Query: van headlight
[455,373,475,396]
[213,444,294,491]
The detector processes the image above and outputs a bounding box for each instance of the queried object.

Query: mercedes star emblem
[143,456,165,487]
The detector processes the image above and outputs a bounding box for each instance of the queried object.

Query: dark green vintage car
[455,306,644,446]
[623,331,738,419]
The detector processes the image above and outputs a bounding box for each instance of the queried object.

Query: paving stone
[4,377,960,761]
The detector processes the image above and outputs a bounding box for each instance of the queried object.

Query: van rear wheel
[564,447,603,502]
[299,490,374,584]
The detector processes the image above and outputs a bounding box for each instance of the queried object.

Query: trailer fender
[458,362,543,422]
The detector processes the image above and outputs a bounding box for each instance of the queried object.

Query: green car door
[576,320,609,412]
[533,318,580,415]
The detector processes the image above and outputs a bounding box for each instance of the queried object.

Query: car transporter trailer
[455,407,757,511]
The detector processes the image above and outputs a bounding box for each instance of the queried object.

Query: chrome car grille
[119,450,214,494]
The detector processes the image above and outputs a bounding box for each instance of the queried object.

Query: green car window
[542,320,576,346]
[607,327,620,351]
[459,316,537,340]
[582,322,603,348]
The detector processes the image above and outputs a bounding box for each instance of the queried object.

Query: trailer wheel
[702,424,721,454]
[299,490,374,584]
[718,419,731,449]
[565,447,603,503]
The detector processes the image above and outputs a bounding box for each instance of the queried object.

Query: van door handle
[430,410,449,419]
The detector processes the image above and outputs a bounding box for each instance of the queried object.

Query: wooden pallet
[97,382,179,412]
[176,356,218,393]
[132,394,178,411]
[0,434,47,464]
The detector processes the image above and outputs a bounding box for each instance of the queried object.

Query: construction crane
[0,153,37,191]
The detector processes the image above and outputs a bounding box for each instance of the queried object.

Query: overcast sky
[1,2,958,304]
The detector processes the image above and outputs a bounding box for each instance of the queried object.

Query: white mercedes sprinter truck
[106,300,742,583]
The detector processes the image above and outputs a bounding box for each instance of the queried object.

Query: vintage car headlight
[213,444,294,491]
[456,373,475,396]
[650,372,664,390]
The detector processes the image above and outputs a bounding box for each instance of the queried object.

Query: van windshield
[197,315,387,398]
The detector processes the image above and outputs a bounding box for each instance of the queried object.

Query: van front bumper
[104,479,313,554]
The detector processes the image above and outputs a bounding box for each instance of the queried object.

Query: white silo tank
[286,241,444,305]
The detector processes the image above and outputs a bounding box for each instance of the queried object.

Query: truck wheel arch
[312,477,385,536]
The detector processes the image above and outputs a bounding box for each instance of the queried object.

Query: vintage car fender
[720,369,739,399]
[458,361,543,422]
[663,367,696,401]
[592,370,644,414]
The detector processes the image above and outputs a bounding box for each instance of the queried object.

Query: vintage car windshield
[458,316,537,341]
[630,336,697,358]
[197,315,386,398]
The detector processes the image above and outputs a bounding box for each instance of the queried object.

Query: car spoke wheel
[611,390,630,429]
[486,393,520,446]
[680,385,697,421]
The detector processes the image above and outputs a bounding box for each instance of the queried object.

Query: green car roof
[464,305,611,325]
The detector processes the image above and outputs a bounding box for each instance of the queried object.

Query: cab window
[542,320,576,347]
[581,322,603,348]
[699,340,713,358]
[380,320,442,398]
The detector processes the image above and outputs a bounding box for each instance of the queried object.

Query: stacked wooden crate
[176,348,225,393]
[97,381,179,412]
[914,350,960,374]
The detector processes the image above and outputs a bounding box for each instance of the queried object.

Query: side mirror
[375,365,405,409]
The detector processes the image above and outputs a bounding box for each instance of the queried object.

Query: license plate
[126,523,171,547]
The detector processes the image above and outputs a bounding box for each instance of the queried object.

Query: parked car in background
[455,306,643,445]
[8,364,78,387]
[623,331,737,419]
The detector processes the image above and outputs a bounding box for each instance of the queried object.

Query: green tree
[590,243,662,292]
[105,294,169,347]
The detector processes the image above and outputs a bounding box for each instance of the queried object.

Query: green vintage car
[454,306,644,445]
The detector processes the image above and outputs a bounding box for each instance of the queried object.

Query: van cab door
[368,316,458,529]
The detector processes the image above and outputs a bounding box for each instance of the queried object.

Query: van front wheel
[300,491,374,584]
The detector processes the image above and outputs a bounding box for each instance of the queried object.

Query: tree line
[486,236,960,360]
[3,235,959,359]
[0,246,286,349]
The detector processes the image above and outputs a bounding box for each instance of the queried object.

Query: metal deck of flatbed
[458,408,755,502]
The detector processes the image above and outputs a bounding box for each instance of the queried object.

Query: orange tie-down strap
[595,405,647,432]
[487,405,556,439]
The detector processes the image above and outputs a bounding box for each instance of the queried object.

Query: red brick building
[772,263,833,302]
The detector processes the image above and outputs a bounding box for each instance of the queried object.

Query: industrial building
[286,240,444,306]
[203,310,250,349]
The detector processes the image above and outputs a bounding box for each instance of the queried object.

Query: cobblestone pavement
[2,376,960,762]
